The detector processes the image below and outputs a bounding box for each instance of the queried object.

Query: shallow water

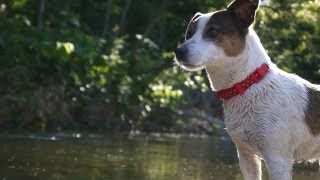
[0,133,319,180]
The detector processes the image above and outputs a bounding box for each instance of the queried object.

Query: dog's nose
[175,46,187,60]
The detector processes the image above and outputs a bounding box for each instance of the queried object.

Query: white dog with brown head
[175,0,320,179]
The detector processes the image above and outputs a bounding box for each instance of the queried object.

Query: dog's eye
[207,28,219,37]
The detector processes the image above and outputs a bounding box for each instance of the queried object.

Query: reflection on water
[0,133,319,180]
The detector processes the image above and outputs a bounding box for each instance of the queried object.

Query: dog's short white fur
[175,0,320,180]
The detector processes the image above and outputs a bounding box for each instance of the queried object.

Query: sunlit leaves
[12,0,28,8]
[0,3,6,13]
[149,83,183,107]
[56,42,75,55]
[256,2,320,82]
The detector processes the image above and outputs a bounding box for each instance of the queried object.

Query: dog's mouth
[174,58,204,71]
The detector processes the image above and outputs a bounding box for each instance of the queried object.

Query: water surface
[0,133,319,180]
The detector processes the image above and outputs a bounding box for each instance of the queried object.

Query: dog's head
[175,0,260,71]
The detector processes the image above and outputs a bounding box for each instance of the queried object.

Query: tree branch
[37,0,46,29]
[119,0,133,36]
[101,0,113,39]
[143,0,168,37]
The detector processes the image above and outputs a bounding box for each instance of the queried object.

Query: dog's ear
[191,12,202,22]
[227,0,260,29]
[185,12,202,40]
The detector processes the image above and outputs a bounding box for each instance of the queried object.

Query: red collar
[216,63,270,100]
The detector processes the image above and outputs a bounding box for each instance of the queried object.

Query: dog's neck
[205,30,272,92]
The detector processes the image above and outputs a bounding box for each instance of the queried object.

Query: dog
[174,0,320,179]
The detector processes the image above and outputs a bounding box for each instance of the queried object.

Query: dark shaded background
[0,0,319,134]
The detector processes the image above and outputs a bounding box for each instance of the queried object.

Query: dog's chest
[226,124,266,155]
[222,96,269,153]
[227,127,265,155]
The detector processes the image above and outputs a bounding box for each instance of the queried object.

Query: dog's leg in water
[264,155,293,180]
[238,150,262,180]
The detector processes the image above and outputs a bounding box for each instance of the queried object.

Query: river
[0,133,319,179]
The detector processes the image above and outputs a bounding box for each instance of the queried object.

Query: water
[0,133,319,180]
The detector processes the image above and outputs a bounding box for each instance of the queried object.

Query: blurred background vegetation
[0,0,319,134]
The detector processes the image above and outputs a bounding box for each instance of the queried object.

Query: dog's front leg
[264,155,293,180]
[238,149,262,180]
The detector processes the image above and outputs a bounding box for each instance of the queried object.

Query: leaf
[56,42,75,55]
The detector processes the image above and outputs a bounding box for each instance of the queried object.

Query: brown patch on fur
[305,85,320,136]
[203,11,246,57]
[216,33,245,56]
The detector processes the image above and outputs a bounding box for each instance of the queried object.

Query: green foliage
[0,0,319,132]
[257,1,320,82]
